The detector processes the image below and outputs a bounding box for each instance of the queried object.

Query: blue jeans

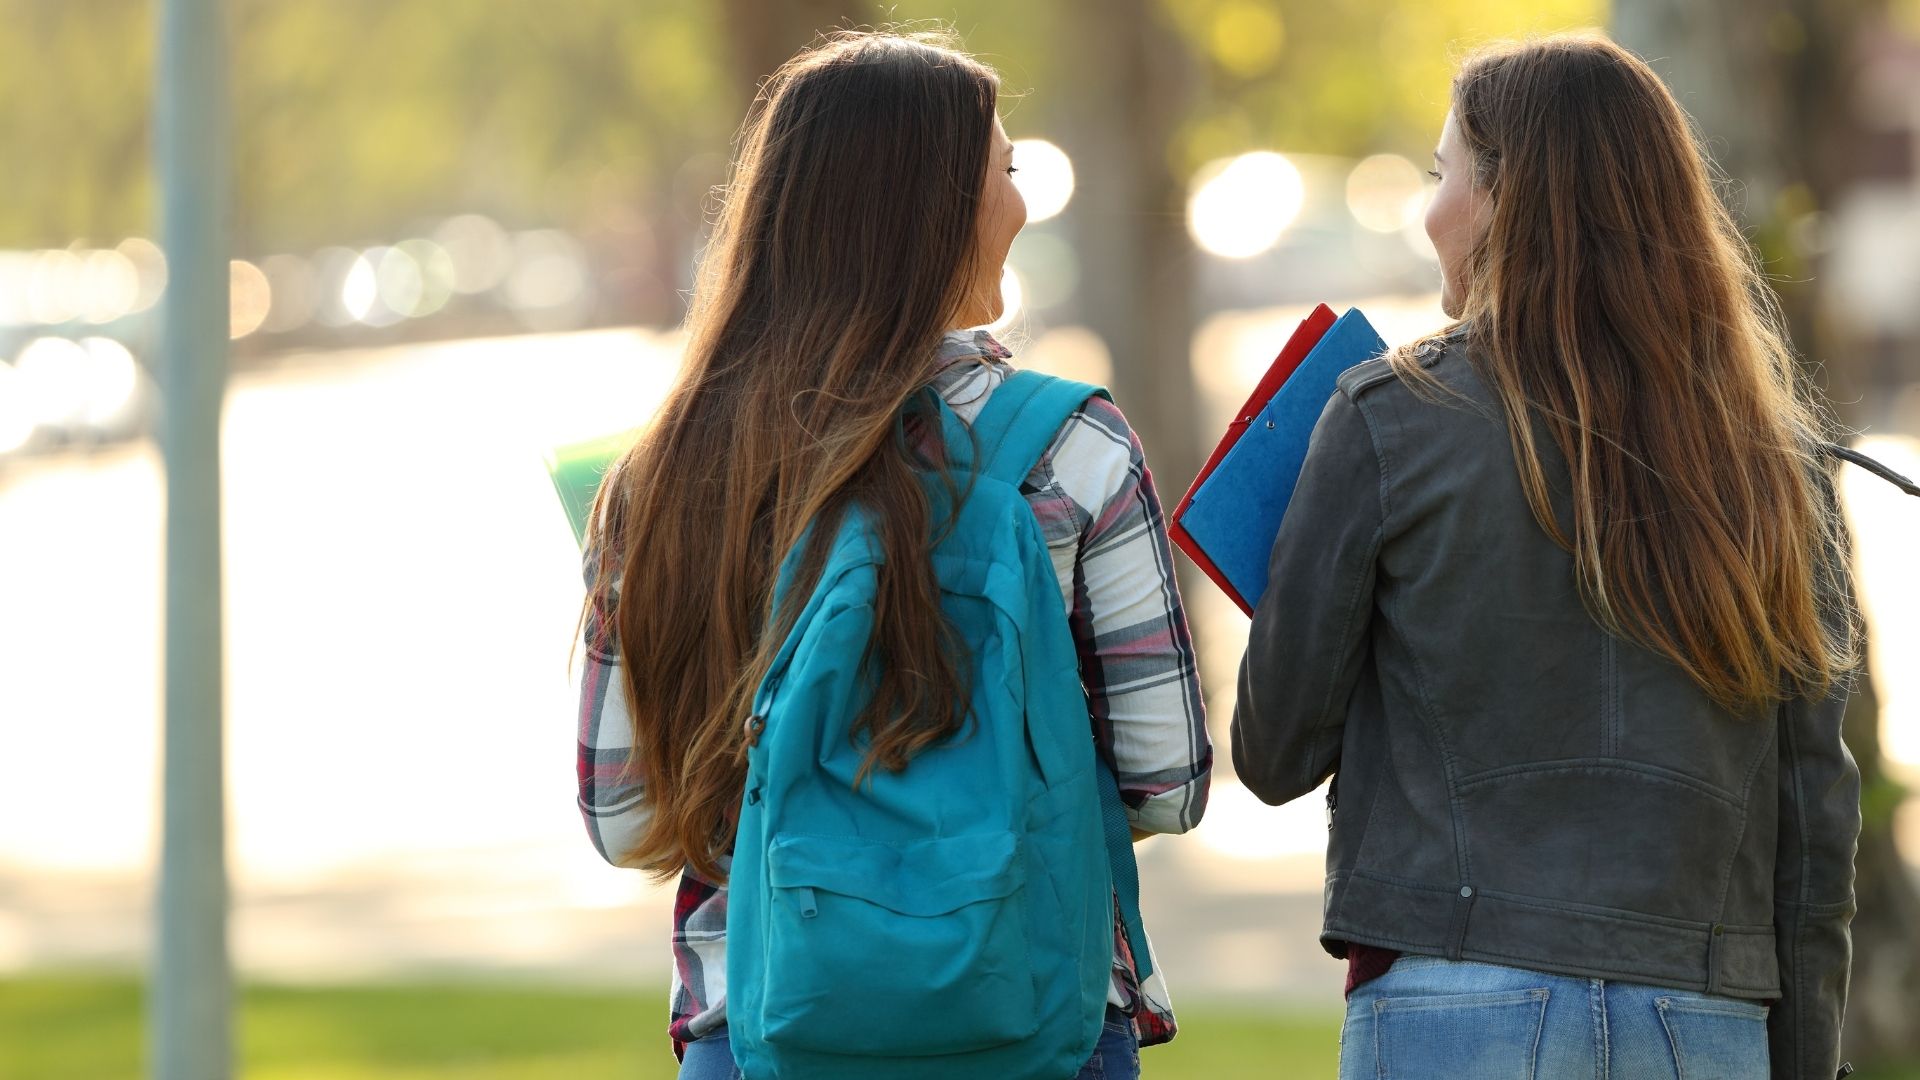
[677,1031,741,1080]
[1079,1007,1142,1080]
[1339,955,1770,1079]
[678,1007,1140,1080]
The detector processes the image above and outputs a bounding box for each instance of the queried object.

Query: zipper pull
[796,887,817,919]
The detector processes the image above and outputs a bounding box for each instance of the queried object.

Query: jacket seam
[1323,927,1779,994]
[1599,634,1611,757]
[1342,385,1394,524]
[1299,391,1391,799]
[1453,760,1744,807]
[1707,710,1775,993]
[1321,927,1448,953]
[1298,522,1382,797]
[1345,867,1771,932]
[1780,699,1811,1072]
[1352,390,1471,887]
[1780,697,1815,905]
[1471,884,1771,933]
[1337,870,1777,935]
[1773,897,1853,915]
[1453,944,1775,993]
[1466,887,1766,930]
[1616,639,1627,757]
[1342,703,1398,889]
[1786,901,1805,1072]
[1343,867,1463,895]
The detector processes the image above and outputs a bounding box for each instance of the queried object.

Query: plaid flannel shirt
[577,329,1212,1052]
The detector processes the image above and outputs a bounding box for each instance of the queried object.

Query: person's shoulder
[1074,388,1131,437]
[1012,379,1139,510]
[988,368,1130,445]
[1336,326,1468,401]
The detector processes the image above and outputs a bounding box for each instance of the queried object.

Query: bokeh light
[260,254,319,333]
[0,253,33,326]
[505,229,591,328]
[28,250,84,324]
[1010,139,1075,223]
[78,337,139,426]
[434,214,514,295]
[0,246,158,328]
[394,238,456,317]
[342,248,407,328]
[81,249,141,324]
[229,259,273,339]
[372,246,425,322]
[985,264,1024,335]
[1345,154,1426,233]
[312,246,362,328]
[15,337,92,428]
[1208,2,1286,77]
[116,237,168,314]
[1008,232,1079,311]
[1187,151,1305,259]
[0,361,33,452]
[1025,325,1112,387]
[1401,186,1439,263]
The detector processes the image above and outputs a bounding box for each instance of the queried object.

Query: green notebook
[543,431,633,548]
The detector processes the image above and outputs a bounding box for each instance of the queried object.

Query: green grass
[1,976,658,1080]
[0,976,1339,1079]
[2,975,1915,1079]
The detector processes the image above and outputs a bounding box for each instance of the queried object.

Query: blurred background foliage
[0,0,1599,252]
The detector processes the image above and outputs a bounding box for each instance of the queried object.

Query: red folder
[1169,303,1338,616]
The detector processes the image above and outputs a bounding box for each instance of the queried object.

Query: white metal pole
[151,0,230,1076]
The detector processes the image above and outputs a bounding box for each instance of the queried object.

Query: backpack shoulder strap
[1093,756,1155,981]
[966,368,1154,979]
[967,370,1110,487]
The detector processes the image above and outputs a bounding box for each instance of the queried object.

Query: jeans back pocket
[1655,995,1769,1079]
[1373,987,1550,1080]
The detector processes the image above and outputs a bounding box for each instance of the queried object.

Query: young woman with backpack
[576,29,1211,1080]
[1233,34,1873,1080]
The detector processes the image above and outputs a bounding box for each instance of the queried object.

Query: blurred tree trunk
[1057,0,1205,561]
[715,0,875,95]
[1614,0,1920,1065]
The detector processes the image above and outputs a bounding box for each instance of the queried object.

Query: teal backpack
[726,371,1151,1080]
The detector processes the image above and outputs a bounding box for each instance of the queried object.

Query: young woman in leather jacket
[1234,34,1861,1080]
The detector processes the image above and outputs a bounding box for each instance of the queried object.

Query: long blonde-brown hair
[1394,34,1857,710]
[584,30,998,880]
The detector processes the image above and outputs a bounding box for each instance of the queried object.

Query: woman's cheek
[1425,188,1455,257]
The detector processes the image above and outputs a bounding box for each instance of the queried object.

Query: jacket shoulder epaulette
[1337,332,1459,399]
[1337,356,1399,397]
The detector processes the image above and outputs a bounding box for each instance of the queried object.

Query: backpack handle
[1822,442,1920,498]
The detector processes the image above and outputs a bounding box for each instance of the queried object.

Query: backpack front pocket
[760,829,1039,1055]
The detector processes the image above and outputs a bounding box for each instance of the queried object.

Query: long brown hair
[585,29,999,880]
[1393,33,1857,710]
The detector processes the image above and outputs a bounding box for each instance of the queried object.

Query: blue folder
[1177,308,1387,611]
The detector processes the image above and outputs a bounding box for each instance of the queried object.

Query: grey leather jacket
[1231,336,1861,1080]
